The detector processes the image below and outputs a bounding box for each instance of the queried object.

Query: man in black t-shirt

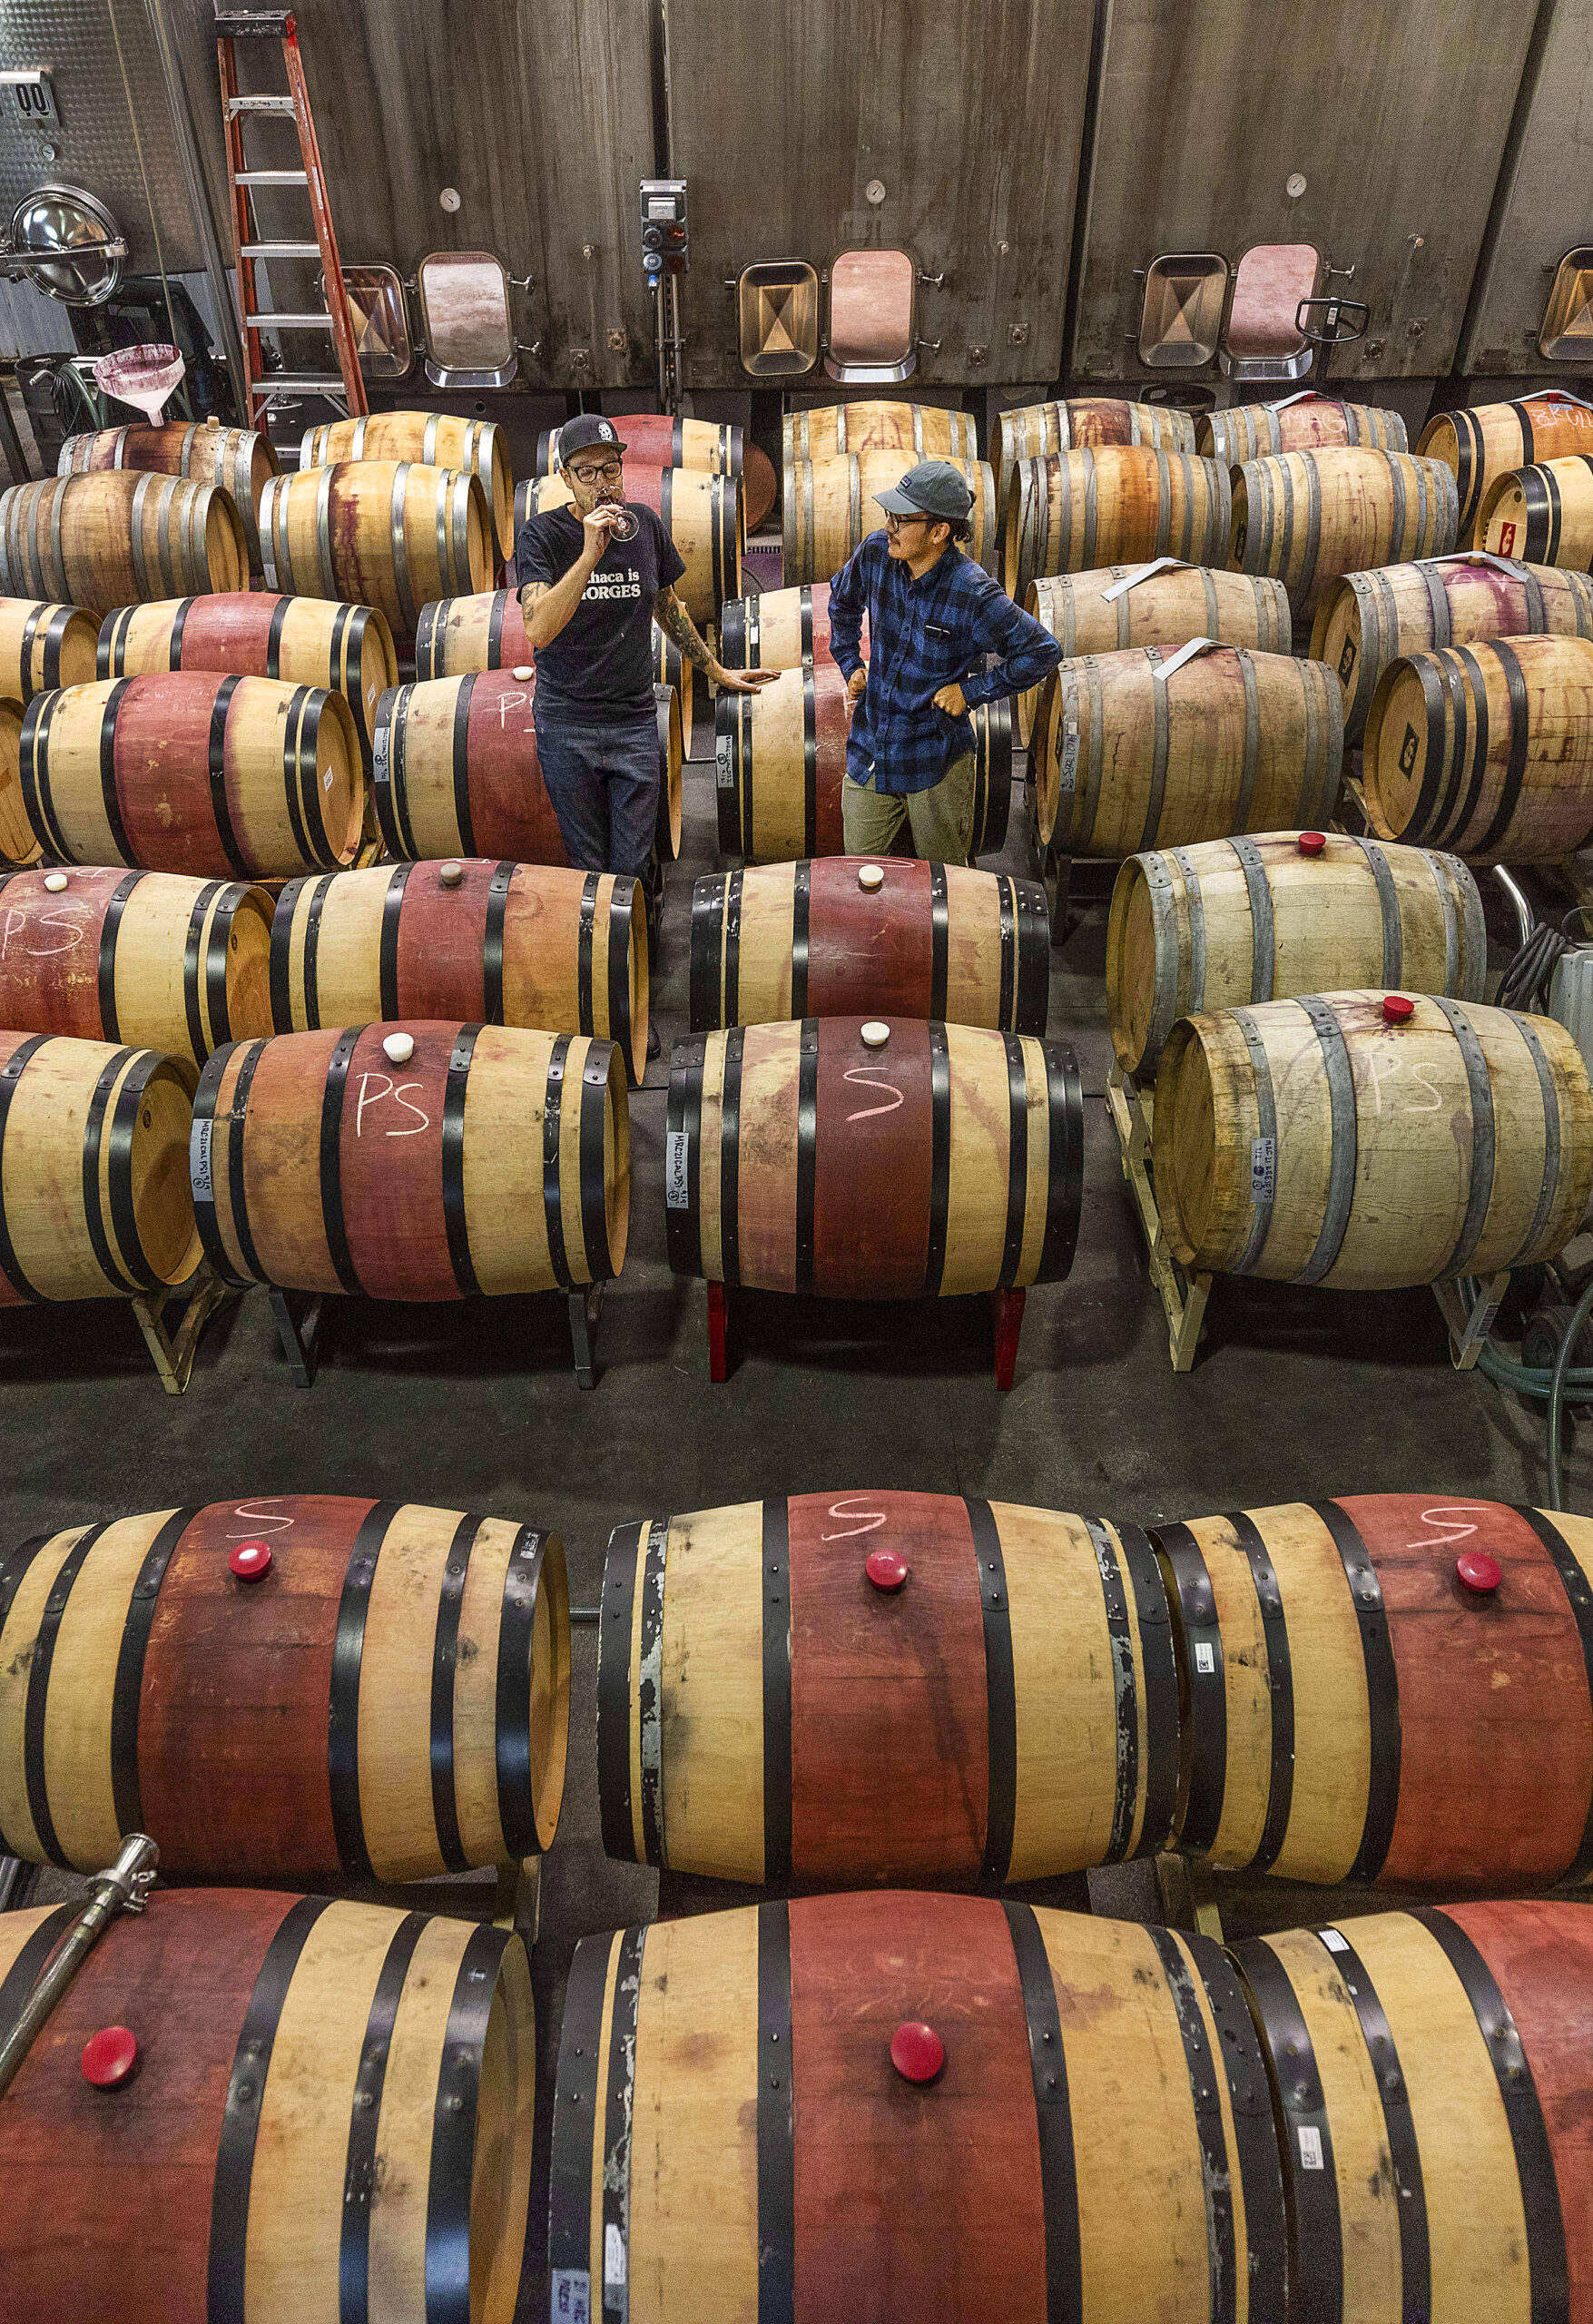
[516,413,775,909]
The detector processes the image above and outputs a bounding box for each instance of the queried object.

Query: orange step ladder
[214,7,368,420]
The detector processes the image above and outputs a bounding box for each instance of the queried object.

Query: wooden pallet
[1106,1059,1212,1372]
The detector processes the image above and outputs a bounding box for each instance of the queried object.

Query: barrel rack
[1109,1056,1511,1374]
[129,1257,235,1394]
[705,1278,1028,1390]
[268,1279,607,1391]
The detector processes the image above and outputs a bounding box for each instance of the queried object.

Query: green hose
[1546,1273,1593,1512]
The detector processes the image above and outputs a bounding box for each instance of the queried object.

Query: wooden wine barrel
[783,449,998,586]
[414,586,529,680]
[1002,444,1230,604]
[0,866,273,1067]
[1228,447,1459,623]
[1237,1902,1593,2320]
[271,859,649,1086]
[96,591,398,761]
[597,1491,1177,1883]
[371,665,678,866]
[991,396,1198,525]
[192,1020,629,1298]
[0,596,98,703]
[1018,563,1291,744]
[1035,643,1342,858]
[0,700,33,868]
[719,580,870,671]
[651,619,697,754]
[514,466,739,626]
[714,659,1010,862]
[0,1493,569,1879]
[1154,1493,1593,1888]
[0,1029,199,1303]
[259,460,490,639]
[665,1017,1081,1297]
[15,673,366,881]
[1153,991,1593,1289]
[1421,389,1593,539]
[688,858,1049,1036]
[0,1886,536,2324]
[0,472,247,620]
[654,677,683,860]
[1313,554,1593,744]
[1198,395,1408,468]
[782,399,977,464]
[538,412,742,481]
[1106,832,1485,1080]
[1478,453,1593,570]
[299,409,514,554]
[550,1893,1285,2323]
[60,419,278,573]
[1363,633,1593,862]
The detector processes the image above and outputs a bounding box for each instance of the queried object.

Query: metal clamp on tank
[0,1832,158,2100]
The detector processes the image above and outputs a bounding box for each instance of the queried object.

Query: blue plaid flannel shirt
[827,532,1062,795]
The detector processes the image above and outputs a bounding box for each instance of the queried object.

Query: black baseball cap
[556,414,628,463]
[873,459,974,520]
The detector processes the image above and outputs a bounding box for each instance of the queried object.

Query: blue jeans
[533,704,659,880]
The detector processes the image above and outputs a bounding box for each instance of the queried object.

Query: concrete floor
[5,720,1588,2316]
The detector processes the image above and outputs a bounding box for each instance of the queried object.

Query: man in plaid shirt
[827,458,1061,859]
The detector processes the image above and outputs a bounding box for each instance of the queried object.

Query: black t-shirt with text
[515,504,685,720]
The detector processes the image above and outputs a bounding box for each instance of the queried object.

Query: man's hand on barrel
[711,662,782,694]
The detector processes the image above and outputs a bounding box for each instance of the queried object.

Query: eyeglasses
[884,509,934,531]
[568,458,624,486]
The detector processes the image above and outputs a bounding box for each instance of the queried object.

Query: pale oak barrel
[595,1491,1177,1884]
[687,856,1049,1035]
[549,1893,1284,2324]
[98,591,398,763]
[1235,1902,1593,2322]
[515,466,738,627]
[13,672,366,881]
[260,461,490,640]
[0,1886,536,2324]
[782,399,976,463]
[1362,632,1593,862]
[0,472,247,619]
[1106,832,1485,1078]
[270,859,649,1088]
[1154,1493,1593,1887]
[1035,643,1342,858]
[1479,452,1593,569]
[538,412,742,481]
[719,580,870,672]
[992,396,1197,527]
[0,595,97,703]
[300,410,515,558]
[0,1029,199,1304]
[1199,396,1408,468]
[0,1493,568,1881]
[1018,562,1290,744]
[0,698,32,866]
[0,864,273,1067]
[665,1017,1081,1298]
[1312,554,1593,743]
[412,589,697,755]
[61,419,277,574]
[1002,445,1230,603]
[1152,990,1593,1289]
[1227,447,1458,623]
[1421,391,1593,539]
[192,1021,629,1300]
[782,449,998,586]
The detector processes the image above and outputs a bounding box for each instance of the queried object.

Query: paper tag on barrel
[190,1118,212,1202]
[1297,2126,1325,2171]
[665,1130,689,1208]
[1059,721,1079,795]
[1250,1135,1275,1207]
[715,729,734,790]
[551,2271,591,2323]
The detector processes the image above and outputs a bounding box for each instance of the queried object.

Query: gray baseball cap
[873,458,974,521]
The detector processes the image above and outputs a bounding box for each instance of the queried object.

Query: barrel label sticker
[715,729,734,789]
[1195,1641,1215,1674]
[1298,2126,1324,2171]
[1337,637,1355,681]
[665,1129,690,1209]
[551,2270,591,2322]
[1318,1927,1349,1952]
[1497,521,1516,557]
[605,2224,626,2290]
[1399,723,1420,778]
[1250,1135,1275,1206]
[373,724,388,787]
[1059,721,1079,794]
[190,1117,212,1202]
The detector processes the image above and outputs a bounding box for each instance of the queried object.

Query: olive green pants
[841,753,976,863]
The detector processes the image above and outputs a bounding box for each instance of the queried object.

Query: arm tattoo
[519,580,546,619]
[654,587,715,672]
